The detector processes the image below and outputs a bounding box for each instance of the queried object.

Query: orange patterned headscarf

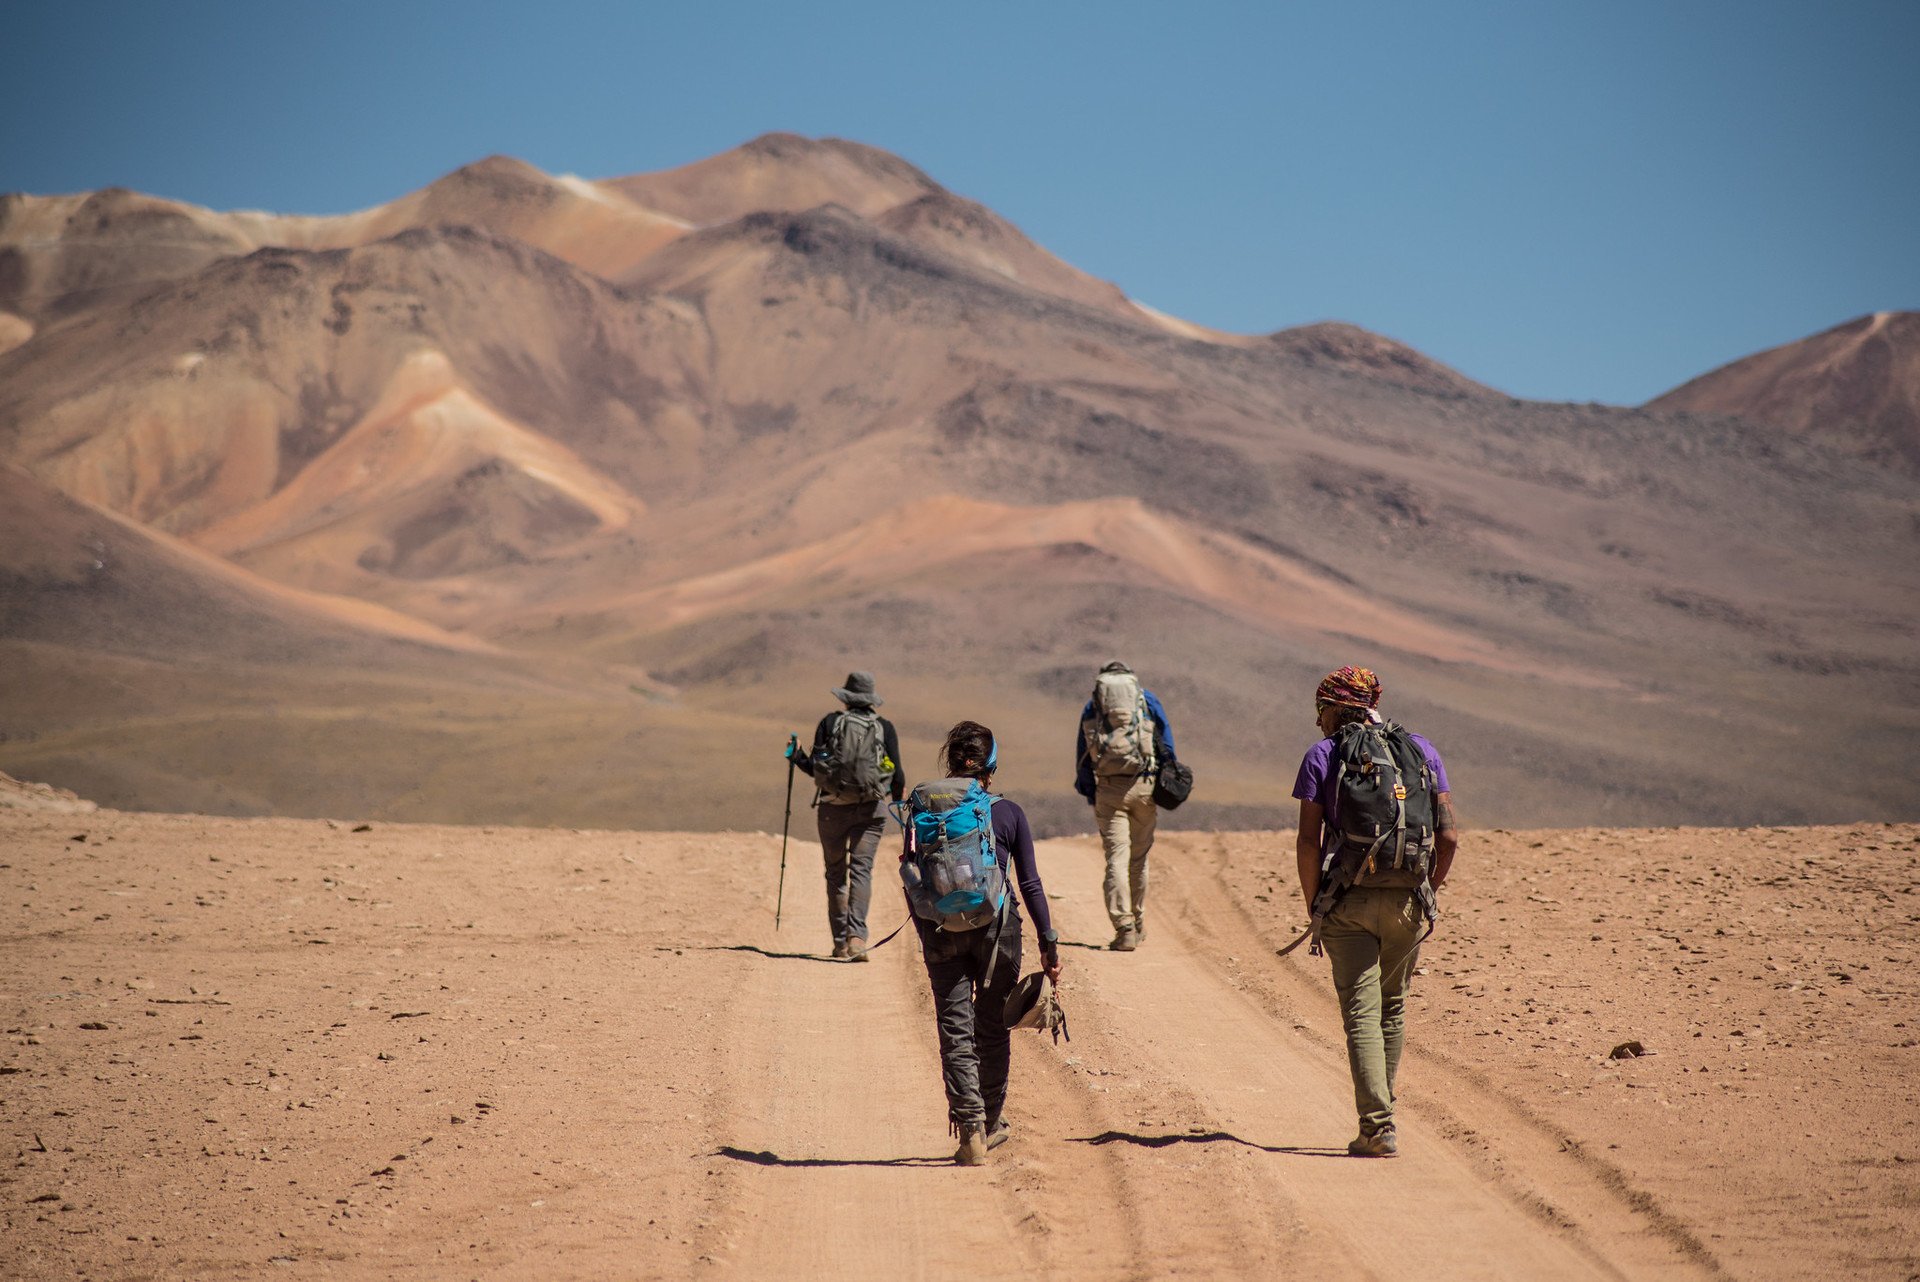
[1315,666,1382,710]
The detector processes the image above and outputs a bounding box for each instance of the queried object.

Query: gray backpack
[1081,670,1156,778]
[813,708,893,804]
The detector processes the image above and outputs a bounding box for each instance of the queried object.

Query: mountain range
[3,133,1916,832]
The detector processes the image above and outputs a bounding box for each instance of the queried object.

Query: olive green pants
[1321,885,1426,1134]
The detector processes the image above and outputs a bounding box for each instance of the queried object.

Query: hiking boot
[831,939,849,960]
[953,1123,989,1166]
[846,937,869,962]
[1133,914,1147,942]
[986,1118,1012,1151]
[1348,1125,1398,1158]
[1109,928,1139,952]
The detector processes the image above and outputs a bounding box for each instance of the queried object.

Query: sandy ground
[3,810,1915,1280]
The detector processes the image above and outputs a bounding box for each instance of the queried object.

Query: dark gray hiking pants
[816,799,884,943]
[915,908,1023,1128]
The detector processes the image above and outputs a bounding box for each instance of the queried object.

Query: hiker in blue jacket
[1073,661,1174,951]
[905,721,1061,1166]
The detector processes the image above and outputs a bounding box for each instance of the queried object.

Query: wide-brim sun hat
[1003,972,1069,1042]
[831,670,884,707]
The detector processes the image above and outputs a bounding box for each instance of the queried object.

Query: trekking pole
[776,734,797,930]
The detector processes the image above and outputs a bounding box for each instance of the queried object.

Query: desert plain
[4,788,1916,1280]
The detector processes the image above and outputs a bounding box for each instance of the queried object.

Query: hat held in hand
[1004,972,1070,1044]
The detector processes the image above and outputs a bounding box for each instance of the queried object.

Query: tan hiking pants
[1094,773,1157,931]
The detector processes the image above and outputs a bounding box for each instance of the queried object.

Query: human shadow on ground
[696,944,845,965]
[1070,1130,1347,1158]
[714,1145,950,1169]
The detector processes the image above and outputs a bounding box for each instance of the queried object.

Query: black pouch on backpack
[1150,723,1193,809]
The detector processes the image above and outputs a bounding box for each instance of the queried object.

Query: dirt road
[695,832,1705,1281]
[4,810,1914,1279]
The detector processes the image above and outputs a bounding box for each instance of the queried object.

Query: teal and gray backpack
[1329,719,1437,889]
[900,777,1007,932]
[813,708,894,804]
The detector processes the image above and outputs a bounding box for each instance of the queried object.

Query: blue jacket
[1073,689,1174,802]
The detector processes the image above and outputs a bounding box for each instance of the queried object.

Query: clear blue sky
[4,0,1914,402]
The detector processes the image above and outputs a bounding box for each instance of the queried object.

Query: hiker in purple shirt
[1291,666,1457,1158]
[903,721,1061,1166]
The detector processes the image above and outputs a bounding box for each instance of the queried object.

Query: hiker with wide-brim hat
[787,671,905,959]
[901,721,1061,1165]
[1290,665,1458,1158]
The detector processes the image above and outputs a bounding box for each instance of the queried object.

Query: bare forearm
[1296,837,1320,912]
[1294,800,1325,913]
[1431,791,1458,888]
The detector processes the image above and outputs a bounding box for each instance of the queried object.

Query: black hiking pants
[915,907,1023,1129]
[816,799,884,943]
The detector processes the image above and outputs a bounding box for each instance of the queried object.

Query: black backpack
[1328,720,1435,888]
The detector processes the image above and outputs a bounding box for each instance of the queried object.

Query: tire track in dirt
[1186,828,1738,1280]
[1141,831,1727,1280]
[690,848,1082,1279]
[1006,859,1361,1280]
[1032,833,1656,1280]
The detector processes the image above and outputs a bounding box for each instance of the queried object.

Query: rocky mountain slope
[3,135,1915,831]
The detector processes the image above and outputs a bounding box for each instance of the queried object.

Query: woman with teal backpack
[901,721,1062,1166]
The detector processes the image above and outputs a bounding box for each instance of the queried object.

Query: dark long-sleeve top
[1073,689,1174,801]
[793,708,906,802]
[899,792,1055,942]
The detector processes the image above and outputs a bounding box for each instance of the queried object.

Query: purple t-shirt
[1292,731,1450,838]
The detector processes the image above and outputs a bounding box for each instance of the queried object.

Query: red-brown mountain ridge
[2,134,1915,832]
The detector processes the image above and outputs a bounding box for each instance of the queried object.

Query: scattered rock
[1610,1040,1650,1059]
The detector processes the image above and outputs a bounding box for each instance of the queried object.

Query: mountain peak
[1647,311,1920,466]
[605,133,941,225]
